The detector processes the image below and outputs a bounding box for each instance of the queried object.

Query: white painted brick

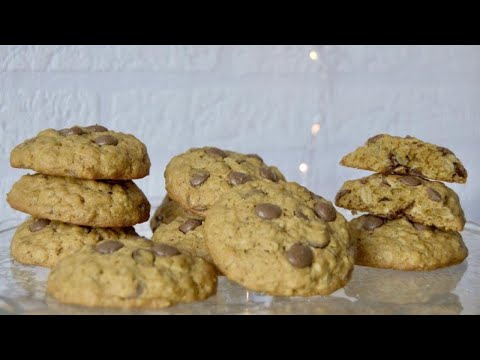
[0,90,100,155]
[0,45,221,72]
[335,45,480,73]
[331,82,480,146]
[230,45,327,75]
[189,87,328,149]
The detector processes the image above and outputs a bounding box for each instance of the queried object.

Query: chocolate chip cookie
[7,174,150,227]
[335,173,465,231]
[150,196,202,232]
[10,125,150,180]
[11,217,138,268]
[47,237,217,309]
[340,134,467,183]
[165,147,286,216]
[204,180,355,296]
[349,215,468,270]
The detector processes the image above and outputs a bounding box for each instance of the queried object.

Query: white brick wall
[1,45,479,223]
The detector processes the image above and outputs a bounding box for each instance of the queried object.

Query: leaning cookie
[335,173,465,232]
[11,217,138,268]
[165,147,285,216]
[349,215,468,270]
[10,125,150,180]
[47,237,217,309]
[7,174,150,227]
[150,196,202,232]
[152,216,213,264]
[204,180,355,297]
[340,134,467,183]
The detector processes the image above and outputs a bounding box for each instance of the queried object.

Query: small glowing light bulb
[309,50,318,61]
[299,163,308,173]
[311,122,321,135]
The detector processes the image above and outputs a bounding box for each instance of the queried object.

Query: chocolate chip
[405,135,414,139]
[367,134,384,144]
[409,168,424,178]
[132,248,155,266]
[438,146,453,156]
[259,167,278,182]
[381,177,391,187]
[412,222,433,231]
[152,243,180,257]
[398,176,422,186]
[308,238,330,249]
[359,178,368,184]
[362,215,385,231]
[85,124,108,132]
[96,240,124,254]
[139,203,148,211]
[228,171,252,186]
[454,162,467,178]
[295,208,308,220]
[255,203,282,220]
[59,126,84,136]
[190,171,210,187]
[179,219,202,234]
[151,214,163,232]
[314,202,337,222]
[427,188,442,202]
[335,189,351,204]
[95,135,118,146]
[247,154,263,162]
[29,218,50,232]
[286,243,313,268]
[205,147,227,158]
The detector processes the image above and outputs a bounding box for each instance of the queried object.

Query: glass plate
[1,216,479,315]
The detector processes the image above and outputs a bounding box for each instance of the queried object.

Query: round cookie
[10,125,150,180]
[11,217,138,268]
[152,216,212,264]
[335,173,465,232]
[7,174,150,227]
[47,237,217,309]
[165,147,286,216]
[349,215,468,270]
[150,196,202,232]
[204,180,355,296]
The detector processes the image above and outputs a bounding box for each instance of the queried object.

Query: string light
[311,122,321,135]
[309,50,318,61]
[299,163,308,173]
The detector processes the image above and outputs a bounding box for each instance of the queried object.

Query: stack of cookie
[7,125,152,268]
[152,147,356,296]
[335,134,469,271]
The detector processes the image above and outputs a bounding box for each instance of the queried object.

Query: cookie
[165,147,286,216]
[10,125,150,180]
[335,173,465,231]
[47,237,217,309]
[340,134,467,183]
[7,174,150,227]
[150,196,202,232]
[11,217,138,268]
[349,215,468,270]
[152,216,213,265]
[204,180,355,296]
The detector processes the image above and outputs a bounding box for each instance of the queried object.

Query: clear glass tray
[1,216,479,315]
